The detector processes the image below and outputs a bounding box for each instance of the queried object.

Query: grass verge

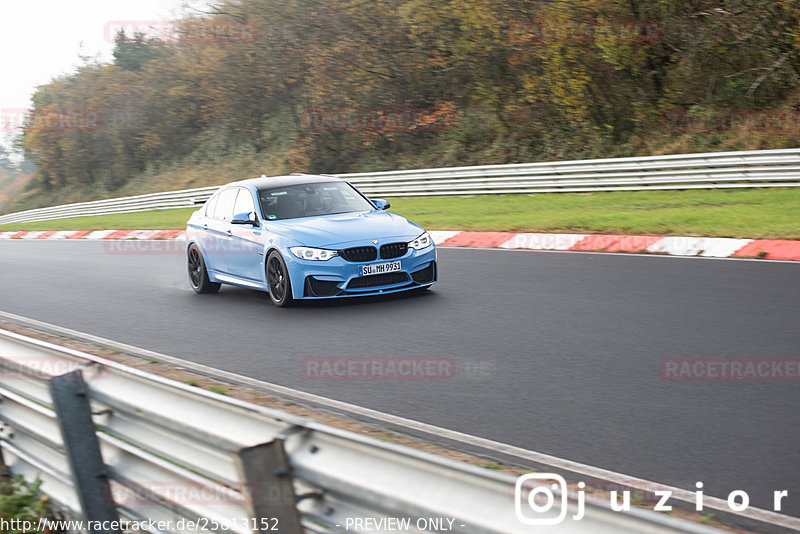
[389,188,800,239]
[0,188,797,239]
[0,208,198,231]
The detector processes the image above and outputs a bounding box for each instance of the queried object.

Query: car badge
[372,240,379,245]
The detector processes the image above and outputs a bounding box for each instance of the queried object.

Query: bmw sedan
[185,174,437,306]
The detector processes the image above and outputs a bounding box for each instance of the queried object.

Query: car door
[228,187,264,282]
[204,187,238,275]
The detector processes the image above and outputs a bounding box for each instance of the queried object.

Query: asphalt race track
[1,240,798,517]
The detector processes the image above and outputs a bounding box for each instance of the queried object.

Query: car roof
[223,173,343,190]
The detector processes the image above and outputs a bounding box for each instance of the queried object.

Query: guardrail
[0,186,220,226]
[0,328,723,534]
[0,148,798,225]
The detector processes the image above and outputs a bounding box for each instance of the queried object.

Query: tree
[112,30,166,71]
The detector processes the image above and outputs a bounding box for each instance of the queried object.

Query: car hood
[267,210,424,248]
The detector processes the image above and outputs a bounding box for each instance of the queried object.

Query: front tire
[266,251,293,307]
[187,244,221,294]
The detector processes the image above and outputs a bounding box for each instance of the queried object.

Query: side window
[233,188,256,218]
[203,192,219,217]
[212,188,238,221]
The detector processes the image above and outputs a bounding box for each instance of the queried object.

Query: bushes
[0,474,60,534]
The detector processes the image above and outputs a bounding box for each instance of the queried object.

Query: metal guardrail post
[49,370,122,534]
[235,439,303,534]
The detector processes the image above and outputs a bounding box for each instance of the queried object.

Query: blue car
[185,174,437,306]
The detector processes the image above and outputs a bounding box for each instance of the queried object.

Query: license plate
[360,261,401,276]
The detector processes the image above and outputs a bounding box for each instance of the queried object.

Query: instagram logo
[514,474,573,525]
[515,473,791,524]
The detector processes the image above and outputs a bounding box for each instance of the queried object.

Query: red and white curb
[1,229,798,261]
[428,231,800,261]
[0,229,185,241]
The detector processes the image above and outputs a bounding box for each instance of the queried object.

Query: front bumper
[285,245,437,299]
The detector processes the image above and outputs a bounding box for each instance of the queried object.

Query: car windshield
[257,181,376,221]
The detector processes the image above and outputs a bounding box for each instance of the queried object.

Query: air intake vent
[347,272,409,289]
[411,262,436,284]
[304,276,342,297]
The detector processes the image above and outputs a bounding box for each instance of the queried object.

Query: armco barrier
[0,328,727,533]
[1,148,799,225]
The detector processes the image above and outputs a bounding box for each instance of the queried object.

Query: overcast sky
[1,0,210,153]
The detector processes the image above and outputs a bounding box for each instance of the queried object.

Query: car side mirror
[231,211,258,225]
[372,198,390,210]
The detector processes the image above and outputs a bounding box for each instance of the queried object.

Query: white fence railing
[0,328,725,534]
[1,148,799,225]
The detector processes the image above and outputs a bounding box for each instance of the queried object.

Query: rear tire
[187,244,221,294]
[266,251,294,307]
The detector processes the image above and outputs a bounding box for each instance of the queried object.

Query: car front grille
[380,242,408,259]
[346,272,410,289]
[339,246,377,262]
[411,262,436,284]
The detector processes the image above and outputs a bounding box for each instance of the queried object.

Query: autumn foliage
[19,0,800,196]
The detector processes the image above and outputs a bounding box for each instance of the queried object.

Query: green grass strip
[1,188,797,240]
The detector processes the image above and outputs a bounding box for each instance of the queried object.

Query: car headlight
[408,232,433,250]
[289,247,338,261]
